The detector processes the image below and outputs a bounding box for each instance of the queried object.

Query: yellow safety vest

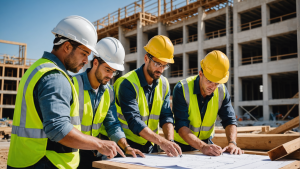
[174,75,225,145]
[73,75,114,137]
[114,70,169,145]
[7,58,81,169]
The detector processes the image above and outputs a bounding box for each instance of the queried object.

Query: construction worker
[74,37,145,169]
[114,35,182,157]
[7,16,125,169]
[172,50,244,156]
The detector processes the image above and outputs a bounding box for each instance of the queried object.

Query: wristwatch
[229,141,237,146]
[169,139,175,142]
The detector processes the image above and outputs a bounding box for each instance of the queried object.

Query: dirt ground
[0,141,10,169]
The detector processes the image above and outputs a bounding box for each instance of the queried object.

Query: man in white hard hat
[7,16,125,169]
[74,37,145,169]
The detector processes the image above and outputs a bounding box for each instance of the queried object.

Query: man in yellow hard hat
[172,50,244,156]
[114,35,182,157]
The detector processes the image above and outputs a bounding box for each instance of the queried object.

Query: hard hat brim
[203,68,229,84]
[106,61,124,71]
[156,57,174,64]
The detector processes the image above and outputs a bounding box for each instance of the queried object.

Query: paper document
[108,153,295,169]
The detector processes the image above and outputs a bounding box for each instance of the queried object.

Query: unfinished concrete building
[0,40,36,119]
[88,0,300,123]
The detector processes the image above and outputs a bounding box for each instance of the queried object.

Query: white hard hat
[52,15,98,54]
[94,37,125,71]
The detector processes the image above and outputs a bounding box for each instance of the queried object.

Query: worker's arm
[58,128,125,158]
[104,88,145,158]
[217,85,243,155]
[139,127,182,157]
[222,124,244,155]
[159,86,174,140]
[178,126,222,156]
[36,71,124,159]
[173,82,222,156]
[118,80,181,157]
[117,138,145,158]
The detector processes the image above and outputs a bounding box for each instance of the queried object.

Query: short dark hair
[91,56,105,68]
[52,37,81,51]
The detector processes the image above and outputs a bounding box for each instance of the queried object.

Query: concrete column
[262,2,271,120]
[263,74,271,121]
[183,53,189,78]
[158,22,170,77]
[124,63,130,75]
[137,20,148,68]
[296,0,300,131]
[233,0,241,116]
[158,22,168,36]
[226,6,233,98]
[197,7,205,71]
[183,23,189,44]
[118,26,130,55]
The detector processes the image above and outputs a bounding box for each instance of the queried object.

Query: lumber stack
[213,116,300,161]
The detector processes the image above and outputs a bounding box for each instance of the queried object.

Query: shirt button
[202,101,204,103]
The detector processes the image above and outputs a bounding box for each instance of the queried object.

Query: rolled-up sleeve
[103,87,126,143]
[118,79,147,135]
[159,85,174,128]
[218,85,237,129]
[35,70,74,142]
[172,82,190,132]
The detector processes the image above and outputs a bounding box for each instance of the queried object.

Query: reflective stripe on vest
[73,75,112,137]
[174,75,225,145]
[8,58,80,168]
[114,70,169,145]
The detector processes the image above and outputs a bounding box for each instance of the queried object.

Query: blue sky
[0,0,134,61]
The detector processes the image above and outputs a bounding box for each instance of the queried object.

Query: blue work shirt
[173,75,237,133]
[117,64,174,136]
[33,51,75,142]
[76,68,125,143]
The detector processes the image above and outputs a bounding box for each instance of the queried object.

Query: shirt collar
[42,51,71,77]
[81,68,106,91]
[135,64,158,88]
[194,75,214,98]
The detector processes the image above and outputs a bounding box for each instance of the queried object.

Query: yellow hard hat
[144,35,174,63]
[200,50,229,84]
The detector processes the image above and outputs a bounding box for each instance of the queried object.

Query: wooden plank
[266,116,299,134]
[268,138,300,161]
[212,133,300,151]
[279,161,300,169]
[215,126,269,133]
[243,150,268,156]
[286,150,300,160]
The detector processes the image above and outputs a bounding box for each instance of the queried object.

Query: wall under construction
[88,0,300,122]
[0,40,36,119]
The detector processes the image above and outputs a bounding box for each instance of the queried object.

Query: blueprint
[108,153,295,169]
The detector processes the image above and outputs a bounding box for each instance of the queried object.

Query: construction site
[0,0,300,168]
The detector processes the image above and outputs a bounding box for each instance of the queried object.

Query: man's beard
[64,50,85,73]
[95,64,111,85]
[147,64,161,80]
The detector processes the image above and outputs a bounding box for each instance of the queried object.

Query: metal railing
[0,54,36,66]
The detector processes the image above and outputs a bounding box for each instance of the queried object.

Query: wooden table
[92,151,300,169]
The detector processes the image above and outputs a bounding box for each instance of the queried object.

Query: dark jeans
[7,156,56,169]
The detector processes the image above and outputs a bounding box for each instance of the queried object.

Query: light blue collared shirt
[75,68,125,143]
